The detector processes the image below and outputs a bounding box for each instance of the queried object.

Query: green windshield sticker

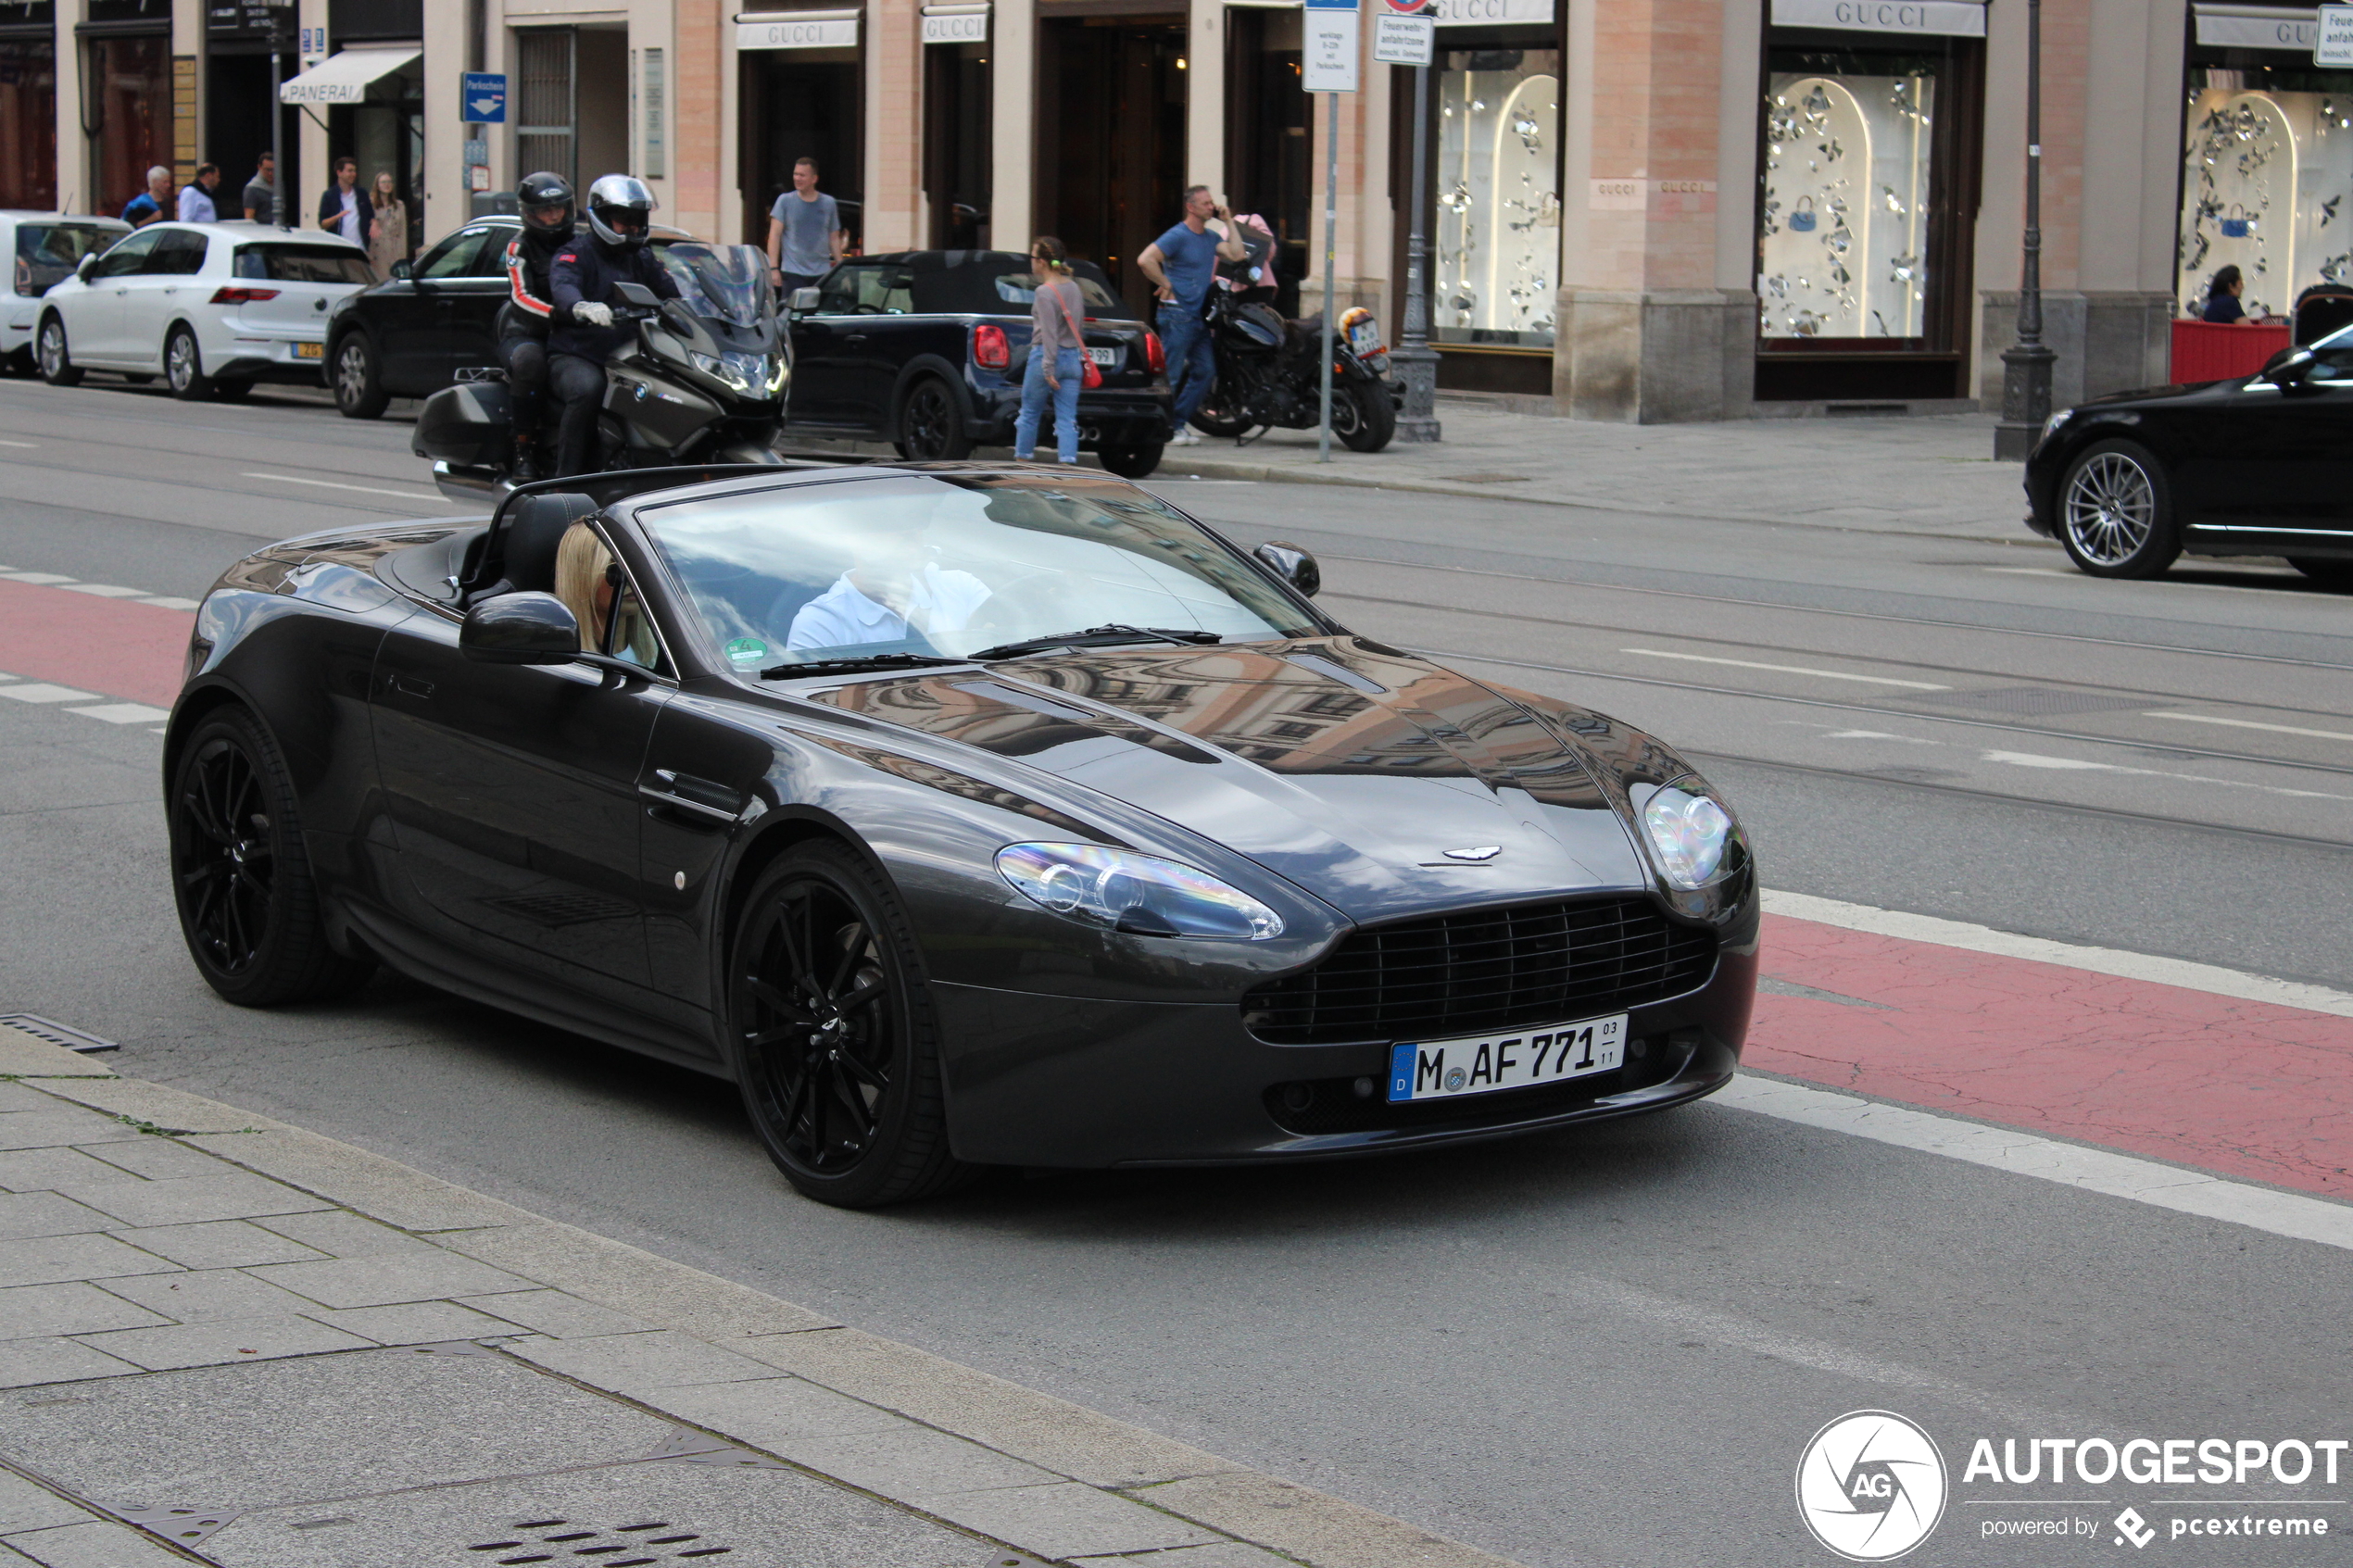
[725,637,769,664]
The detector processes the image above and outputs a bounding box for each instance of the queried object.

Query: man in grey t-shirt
[766,157,845,294]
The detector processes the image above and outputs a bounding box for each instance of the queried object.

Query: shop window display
[1758,69,1934,341]
[2177,75,2353,319]
[1433,47,1558,350]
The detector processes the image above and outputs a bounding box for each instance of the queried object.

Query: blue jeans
[1015,346,1084,462]
[1157,301,1216,428]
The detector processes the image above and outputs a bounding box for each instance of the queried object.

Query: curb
[0,1047,1521,1568]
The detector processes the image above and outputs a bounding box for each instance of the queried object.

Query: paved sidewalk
[783,400,2043,547]
[0,1031,1512,1568]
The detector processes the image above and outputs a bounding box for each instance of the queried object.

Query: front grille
[1242,897,1718,1046]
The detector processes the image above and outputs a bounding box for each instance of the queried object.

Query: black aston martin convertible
[165,464,1757,1206]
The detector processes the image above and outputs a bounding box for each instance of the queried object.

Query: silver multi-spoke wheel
[167,329,208,398]
[2062,451,2154,566]
[38,318,80,386]
[336,343,369,403]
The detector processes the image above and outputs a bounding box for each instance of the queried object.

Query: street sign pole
[1375,0,1438,442]
[263,0,290,228]
[1303,0,1358,463]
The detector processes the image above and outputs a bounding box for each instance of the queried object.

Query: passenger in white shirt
[786,529,991,652]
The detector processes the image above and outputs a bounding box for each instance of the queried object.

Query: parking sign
[462,71,508,123]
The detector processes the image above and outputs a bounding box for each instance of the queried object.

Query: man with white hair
[120,167,173,227]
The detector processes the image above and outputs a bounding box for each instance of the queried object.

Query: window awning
[279,46,419,105]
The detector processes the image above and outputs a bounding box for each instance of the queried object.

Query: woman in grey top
[1015,236,1088,464]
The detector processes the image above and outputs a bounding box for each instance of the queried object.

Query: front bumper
[932,943,1757,1167]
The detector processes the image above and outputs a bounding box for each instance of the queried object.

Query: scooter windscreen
[661,243,776,329]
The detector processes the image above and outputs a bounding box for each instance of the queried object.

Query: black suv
[785,250,1174,477]
[324,217,701,419]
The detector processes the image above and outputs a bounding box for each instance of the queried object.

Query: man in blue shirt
[120,167,172,227]
[1137,185,1247,445]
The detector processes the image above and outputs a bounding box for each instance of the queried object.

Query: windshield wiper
[759,653,968,679]
[970,624,1222,661]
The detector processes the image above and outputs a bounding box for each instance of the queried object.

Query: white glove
[573,302,613,327]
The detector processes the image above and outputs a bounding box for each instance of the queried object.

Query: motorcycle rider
[497,170,575,483]
[547,174,680,478]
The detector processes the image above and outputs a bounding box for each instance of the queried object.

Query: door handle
[384,672,434,698]
[845,333,868,345]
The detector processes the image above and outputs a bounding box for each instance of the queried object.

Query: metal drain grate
[1907,686,2150,716]
[113,1502,237,1546]
[463,1516,733,1564]
[0,1014,119,1052]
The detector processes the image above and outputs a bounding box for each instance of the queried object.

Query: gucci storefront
[1754,0,1984,402]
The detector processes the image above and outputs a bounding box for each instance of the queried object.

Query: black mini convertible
[165,465,1756,1206]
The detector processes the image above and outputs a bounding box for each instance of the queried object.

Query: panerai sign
[735,8,858,48]
[1769,0,1986,35]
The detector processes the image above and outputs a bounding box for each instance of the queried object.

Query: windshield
[661,242,774,326]
[637,474,1318,671]
[15,223,123,293]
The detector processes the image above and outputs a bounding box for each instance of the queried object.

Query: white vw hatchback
[3,211,130,370]
[36,221,374,400]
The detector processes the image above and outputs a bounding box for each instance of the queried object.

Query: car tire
[728,839,977,1209]
[1332,380,1397,453]
[333,332,389,419]
[166,326,217,401]
[2287,556,2353,587]
[37,316,82,387]
[2056,439,2181,579]
[1097,443,1164,479]
[168,707,375,1007]
[892,376,975,461]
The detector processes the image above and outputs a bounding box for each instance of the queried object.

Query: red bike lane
[10,574,2352,1204]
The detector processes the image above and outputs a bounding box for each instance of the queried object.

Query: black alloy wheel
[2056,438,2181,579]
[1332,380,1397,453]
[168,709,373,1006]
[37,316,82,386]
[893,377,975,461]
[333,332,389,419]
[2288,557,2353,587]
[166,326,216,401]
[729,840,973,1208]
[1098,443,1164,479]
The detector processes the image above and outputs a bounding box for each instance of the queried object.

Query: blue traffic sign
[462,71,507,124]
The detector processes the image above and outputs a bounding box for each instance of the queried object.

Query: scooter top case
[411,379,513,469]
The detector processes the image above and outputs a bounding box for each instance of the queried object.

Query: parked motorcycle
[415,242,789,500]
[1189,291,1398,452]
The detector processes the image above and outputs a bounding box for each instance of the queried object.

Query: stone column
[54,0,87,210]
[171,0,200,185]
[988,0,1032,245]
[1554,0,1752,422]
[864,0,920,250]
[422,0,467,240]
[1185,0,1222,199]
[673,0,724,240]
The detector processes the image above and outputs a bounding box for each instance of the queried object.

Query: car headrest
[498,492,599,595]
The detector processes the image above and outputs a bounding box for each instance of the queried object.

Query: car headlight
[688,350,773,396]
[996,843,1284,940]
[1640,777,1742,891]
[2040,407,2072,445]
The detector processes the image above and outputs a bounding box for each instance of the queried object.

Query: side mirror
[388,257,412,281]
[76,253,97,282]
[2268,349,2319,390]
[459,592,581,663]
[613,281,661,307]
[1253,541,1321,597]
[790,286,822,314]
[659,299,698,336]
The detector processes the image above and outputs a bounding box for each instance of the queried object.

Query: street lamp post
[1994,0,2054,460]
[1392,54,1441,442]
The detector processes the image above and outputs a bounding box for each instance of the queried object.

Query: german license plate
[1345,318,1385,357]
[293,341,324,360]
[1086,345,1118,368]
[1387,1014,1626,1103]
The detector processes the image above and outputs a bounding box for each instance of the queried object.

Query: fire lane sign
[2322,5,2353,64]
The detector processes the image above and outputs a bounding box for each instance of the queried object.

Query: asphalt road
[4,373,2351,1568]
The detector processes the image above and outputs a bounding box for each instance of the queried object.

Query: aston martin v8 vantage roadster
[165,464,1758,1206]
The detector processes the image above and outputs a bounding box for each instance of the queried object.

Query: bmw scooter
[416,242,790,501]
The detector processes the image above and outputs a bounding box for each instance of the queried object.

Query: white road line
[2145,710,2353,744]
[1719,1075,2353,1255]
[0,571,74,585]
[1618,646,1949,690]
[1979,746,2353,802]
[67,703,173,724]
[57,583,150,598]
[137,596,202,611]
[242,471,444,503]
[0,438,36,448]
[1760,887,2353,1019]
[0,683,99,704]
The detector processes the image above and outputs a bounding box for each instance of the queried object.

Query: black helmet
[585,174,656,250]
[518,170,573,235]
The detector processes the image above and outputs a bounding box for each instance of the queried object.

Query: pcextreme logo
[1797,1410,1951,1561]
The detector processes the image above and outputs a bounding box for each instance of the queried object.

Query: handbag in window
[2221,204,2252,239]
[1789,195,1818,233]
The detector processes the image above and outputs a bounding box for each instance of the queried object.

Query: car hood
[799,641,1655,923]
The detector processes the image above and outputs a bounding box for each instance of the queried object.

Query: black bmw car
[166,464,1755,1207]
[783,251,1175,478]
[2025,332,2353,583]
